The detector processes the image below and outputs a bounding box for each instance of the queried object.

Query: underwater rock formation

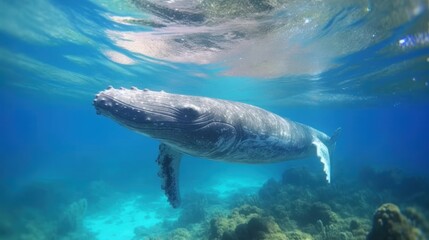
[258,178,281,205]
[209,204,262,239]
[233,216,287,240]
[57,198,88,235]
[0,181,97,240]
[285,230,313,240]
[229,192,261,208]
[293,201,338,227]
[127,167,429,239]
[169,228,191,240]
[136,227,193,240]
[136,167,429,239]
[403,207,429,235]
[14,181,69,219]
[367,203,425,240]
[209,204,287,240]
[178,194,208,226]
[256,167,377,239]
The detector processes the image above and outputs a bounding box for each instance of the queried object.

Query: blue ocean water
[1,0,429,239]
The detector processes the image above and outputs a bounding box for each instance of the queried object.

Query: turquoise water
[1,0,429,239]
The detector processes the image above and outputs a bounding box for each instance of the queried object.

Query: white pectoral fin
[312,139,331,183]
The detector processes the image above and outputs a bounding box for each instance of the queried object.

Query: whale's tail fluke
[312,139,331,183]
[312,127,342,184]
[328,127,342,156]
[329,127,342,147]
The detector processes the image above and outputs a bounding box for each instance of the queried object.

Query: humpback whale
[93,87,341,208]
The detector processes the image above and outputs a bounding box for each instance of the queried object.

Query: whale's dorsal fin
[156,143,182,208]
[312,139,331,183]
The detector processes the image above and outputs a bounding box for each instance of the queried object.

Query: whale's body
[93,87,340,207]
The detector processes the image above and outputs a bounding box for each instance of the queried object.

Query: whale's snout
[93,93,114,115]
[93,87,220,149]
[93,86,142,117]
[93,86,178,133]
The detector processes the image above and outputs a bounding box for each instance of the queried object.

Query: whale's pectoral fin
[156,143,182,208]
[312,139,331,183]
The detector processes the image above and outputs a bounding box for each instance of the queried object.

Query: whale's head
[93,87,237,156]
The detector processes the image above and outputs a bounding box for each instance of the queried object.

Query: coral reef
[233,216,287,240]
[14,181,69,219]
[57,198,88,235]
[286,230,313,240]
[293,201,338,227]
[8,165,429,240]
[228,192,261,208]
[367,203,425,240]
[403,207,429,235]
[209,204,286,240]
[258,178,281,205]
[131,166,429,240]
[209,204,262,239]
[265,167,429,239]
[131,167,429,240]
[169,228,191,240]
[258,168,343,237]
[0,180,97,240]
[177,194,209,226]
[135,227,194,240]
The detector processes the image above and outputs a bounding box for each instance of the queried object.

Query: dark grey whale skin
[94,87,329,161]
[93,87,338,207]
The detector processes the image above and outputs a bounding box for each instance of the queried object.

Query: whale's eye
[180,107,199,121]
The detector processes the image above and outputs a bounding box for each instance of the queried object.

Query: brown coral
[367,203,425,240]
[209,204,286,240]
